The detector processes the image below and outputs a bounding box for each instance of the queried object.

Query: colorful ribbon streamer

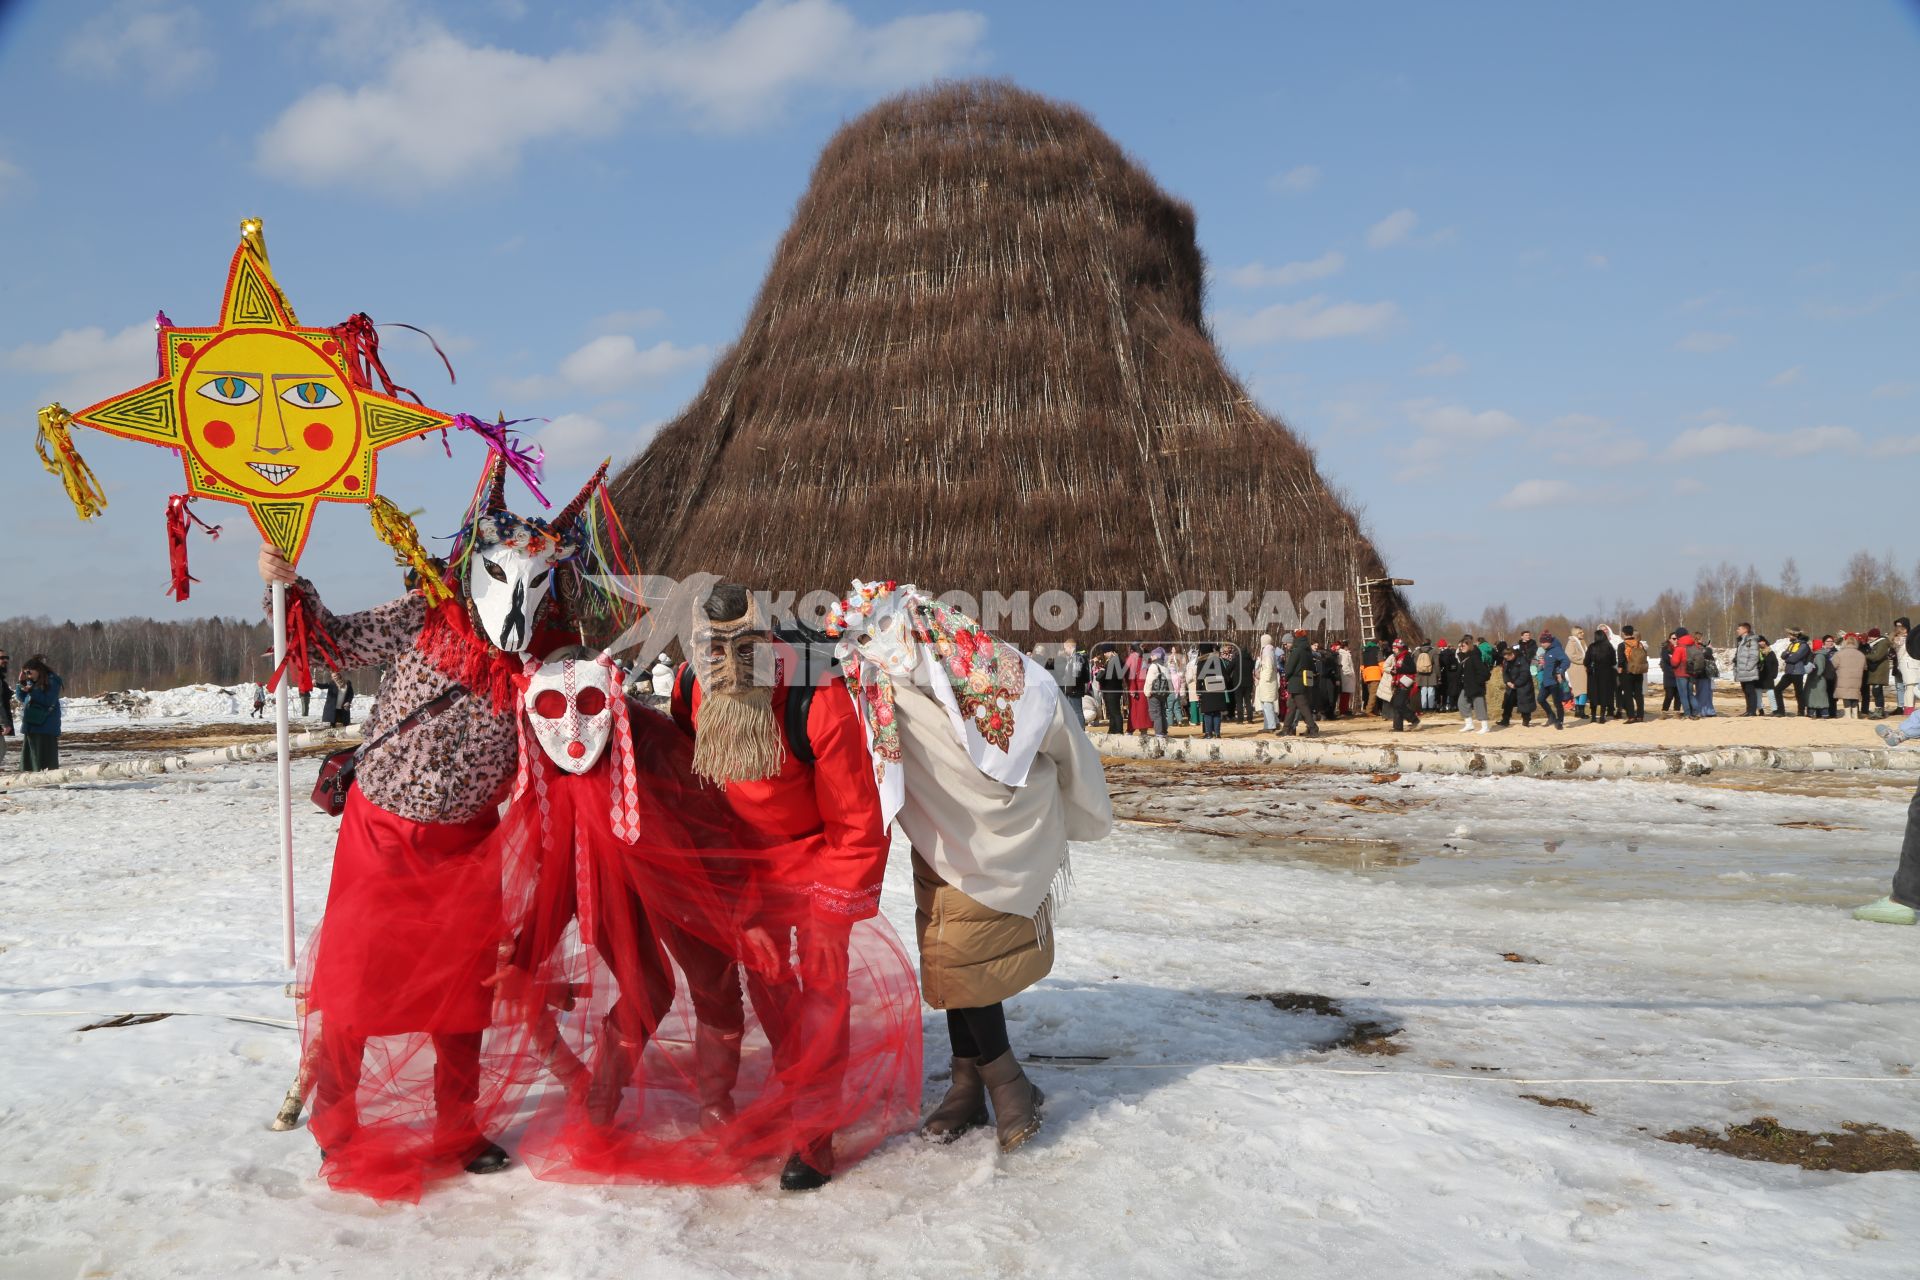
[450,413,550,508]
[268,590,346,696]
[369,496,452,605]
[328,313,456,408]
[35,404,109,521]
[164,494,223,603]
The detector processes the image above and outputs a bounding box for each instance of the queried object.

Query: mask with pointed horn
[467,458,608,653]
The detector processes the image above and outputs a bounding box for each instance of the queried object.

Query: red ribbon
[329,313,456,406]
[164,494,222,603]
[269,590,346,695]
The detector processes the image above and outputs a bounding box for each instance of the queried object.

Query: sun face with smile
[70,222,452,565]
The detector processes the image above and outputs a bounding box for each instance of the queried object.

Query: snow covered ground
[3,757,1918,1278]
[63,684,376,728]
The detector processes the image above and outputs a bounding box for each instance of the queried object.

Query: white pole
[271,580,296,969]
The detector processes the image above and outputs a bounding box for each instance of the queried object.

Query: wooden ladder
[1354,576,1378,649]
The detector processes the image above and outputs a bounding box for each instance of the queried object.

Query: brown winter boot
[587,1031,638,1127]
[978,1050,1045,1153]
[695,1025,743,1128]
[919,1055,989,1142]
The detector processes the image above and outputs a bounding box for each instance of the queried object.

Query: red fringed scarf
[416,600,529,713]
[164,494,222,602]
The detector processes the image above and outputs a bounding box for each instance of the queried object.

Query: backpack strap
[783,680,818,767]
[671,664,697,737]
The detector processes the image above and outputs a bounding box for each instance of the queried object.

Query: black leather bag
[310,686,466,816]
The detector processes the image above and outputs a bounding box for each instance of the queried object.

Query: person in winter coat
[1455,636,1492,733]
[1777,631,1812,716]
[1337,643,1358,716]
[1659,635,1681,715]
[1195,643,1231,738]
[1535,632,1569,730]
[0,649,12,771]
[1832,635,1868,719]
[1563,628,1589,719]
[1804,642,1834,718]
[1413,642,1437,712]
[1097,646,1126,736]
[1585,626,1619,727]
[1864,628,1893,719]
[1165,646,1188,728]
[1616,626,1649,722]
[1175,644,1190,725]
[1144,647,1173,739]
[1254,635,1281,732]
[1895,619,1920,712]
[1281,631,1319,737]
[1483,644,1506,726]
[1124,643,1152,735]
[15,656,63,772]
[1499,645,1536,728]
[1051,640,1091,730]
[1669,630,1699,718]
[1359,645,1383,717]
[1731,623,1764,716]
[1385,640,1420,731]
[1435,643,1459,716]
[1313,643,1339,720]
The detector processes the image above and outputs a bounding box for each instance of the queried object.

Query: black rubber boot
[464,1141,510,1174]
[779,1151,832,1191]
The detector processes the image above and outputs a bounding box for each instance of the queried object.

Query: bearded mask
[688,589,785,786]
[523,655,614,773]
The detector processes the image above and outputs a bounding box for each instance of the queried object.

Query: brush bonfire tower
[611,81,1409,643]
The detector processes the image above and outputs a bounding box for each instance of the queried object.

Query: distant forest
[0,615,379,696]
[1415,550,1916,648]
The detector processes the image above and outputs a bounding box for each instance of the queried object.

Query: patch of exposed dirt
[1661,1116,1920,1173]
[1248,991,1406,1056]
[67,723,279,753]
[1520,1094,1593,1115]
[1501,952,1543,965]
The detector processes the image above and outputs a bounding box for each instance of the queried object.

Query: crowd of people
[1050,619,1920,738]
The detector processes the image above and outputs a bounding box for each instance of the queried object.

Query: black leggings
[945,1003,1011,1063]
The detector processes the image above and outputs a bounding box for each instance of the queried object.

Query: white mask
[848,591,920,678]
[471,542,558,653]
[523,656,614,773]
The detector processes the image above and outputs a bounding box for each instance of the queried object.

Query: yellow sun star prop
[68,220,452,566]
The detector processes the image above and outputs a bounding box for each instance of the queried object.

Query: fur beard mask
[689,594,785,786]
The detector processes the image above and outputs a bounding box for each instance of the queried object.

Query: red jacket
[1670,634,1696,678]
[671,664,889,923]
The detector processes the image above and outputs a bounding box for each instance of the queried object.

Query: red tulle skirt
[298,706,921,1202]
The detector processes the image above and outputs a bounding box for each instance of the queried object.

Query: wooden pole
[271,580,296,969]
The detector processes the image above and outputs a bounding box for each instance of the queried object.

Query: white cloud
[500,335,710,399]
[1666,422,1859,459]
[62,2,213,95]
[1415,351,1466,377]
[1873,436,1920,458]
[1586,252,1610,269]
[1496,479,1576,510]
[1547,414,1647,467]
[1767,365,1804,387]
[1872,382,1914,400]
[1225,251,1344,289]
[1674,330,1735,353]
[1366,208,1418,249]
[0,155,23,201]
[1394,400,1524,481]
[528,412,659,470]
[1212,296,1400,345]
[1269,165,1320,194]
[256,0,988,194]
[5,323,157,406]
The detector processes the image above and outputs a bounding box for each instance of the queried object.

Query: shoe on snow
[1876,725,1904,747]
[1853,897,1917,926]
[778,1152,832,1191]
[464,1141,511,1174]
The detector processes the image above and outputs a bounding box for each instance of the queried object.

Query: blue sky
[2,0,1915,624]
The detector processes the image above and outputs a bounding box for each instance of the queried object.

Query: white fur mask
[523,656,613,773]
[843,587,921,678]
[471,542,558,653]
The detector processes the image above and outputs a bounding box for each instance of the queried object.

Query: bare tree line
[0,615,377,697]
[1414,549,1916,648]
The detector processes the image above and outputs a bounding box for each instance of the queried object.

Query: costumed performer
[260,455,613,1202]
[827,580,1113,1153]
[666,583,918,1192]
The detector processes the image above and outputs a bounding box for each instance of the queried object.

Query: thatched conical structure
[611,80,1409,643]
